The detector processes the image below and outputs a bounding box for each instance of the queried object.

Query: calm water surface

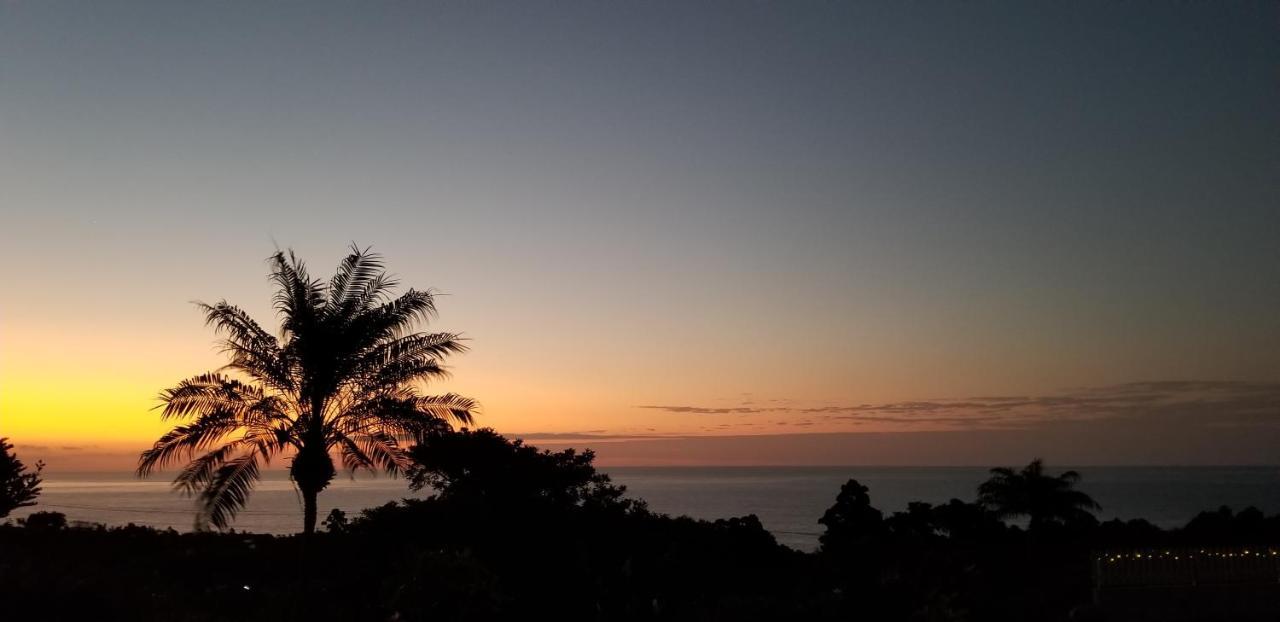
[9,466,1280,550]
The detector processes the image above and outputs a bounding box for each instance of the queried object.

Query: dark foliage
[977,458,1101,530]
[345,428,806,620]
[818,479,885,555]
[5,442,1279,621]
[0,437,43,518]
[812,471,1280,622]
[19,510,66,531]
[406,427,639,511]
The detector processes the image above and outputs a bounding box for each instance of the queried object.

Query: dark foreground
[4,431,1280,621]
[6,502,1280,620]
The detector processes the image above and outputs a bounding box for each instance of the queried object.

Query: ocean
[8,466,1280,550]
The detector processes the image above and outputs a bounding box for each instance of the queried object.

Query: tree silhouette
[0,438,43,518]
[138,246,475,533]
[406,428,632,510]
[976,458,1099,530]
[818,479,885,554]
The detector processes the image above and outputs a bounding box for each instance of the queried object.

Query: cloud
[836,414,1016,427]
[12,442,101,453]
[636,380,1280,431]
[510,431,689,441]
[638,405,771,414]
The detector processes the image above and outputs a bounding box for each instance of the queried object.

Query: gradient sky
[2,1,1278,468]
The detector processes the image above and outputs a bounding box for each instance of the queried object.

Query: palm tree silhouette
[138,246,475,534]
[976,458,1099,530]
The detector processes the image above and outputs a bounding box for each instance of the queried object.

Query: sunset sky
[2,1,1278,469]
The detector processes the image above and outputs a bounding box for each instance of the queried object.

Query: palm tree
[138,246,476,534]
[976,458,1099,530]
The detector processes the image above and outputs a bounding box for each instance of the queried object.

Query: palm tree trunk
[302,487,319,535]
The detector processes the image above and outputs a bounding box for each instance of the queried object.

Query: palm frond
[413,393,477,425]
[353,332,467,377]
[198,301,278,352]
[198,452,261,530]
[269,250,325,337]
[327,244,394,315]
[364,289,439,340]
[335,431,411,476]
[172,441,247,495]
[336,435,375,473]
[336,392,475,439]
[350,340,460,393]
[158,373,262,420]
[137,410,243,477]
[356,430,411,475]
[350,273,397,313]
[197,302,295,390]
[378,358,452,388]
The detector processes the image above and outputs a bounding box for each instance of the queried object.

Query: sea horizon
[14,465,1280,551]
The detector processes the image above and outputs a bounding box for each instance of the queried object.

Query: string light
[1094,548,1280,562]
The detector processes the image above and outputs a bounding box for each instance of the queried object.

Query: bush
[21,511,67,531]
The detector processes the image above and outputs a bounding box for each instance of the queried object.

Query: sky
[1,1,1278,469]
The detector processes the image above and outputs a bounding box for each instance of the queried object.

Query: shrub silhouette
[321,508,349,534]
[21,511,66,531]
